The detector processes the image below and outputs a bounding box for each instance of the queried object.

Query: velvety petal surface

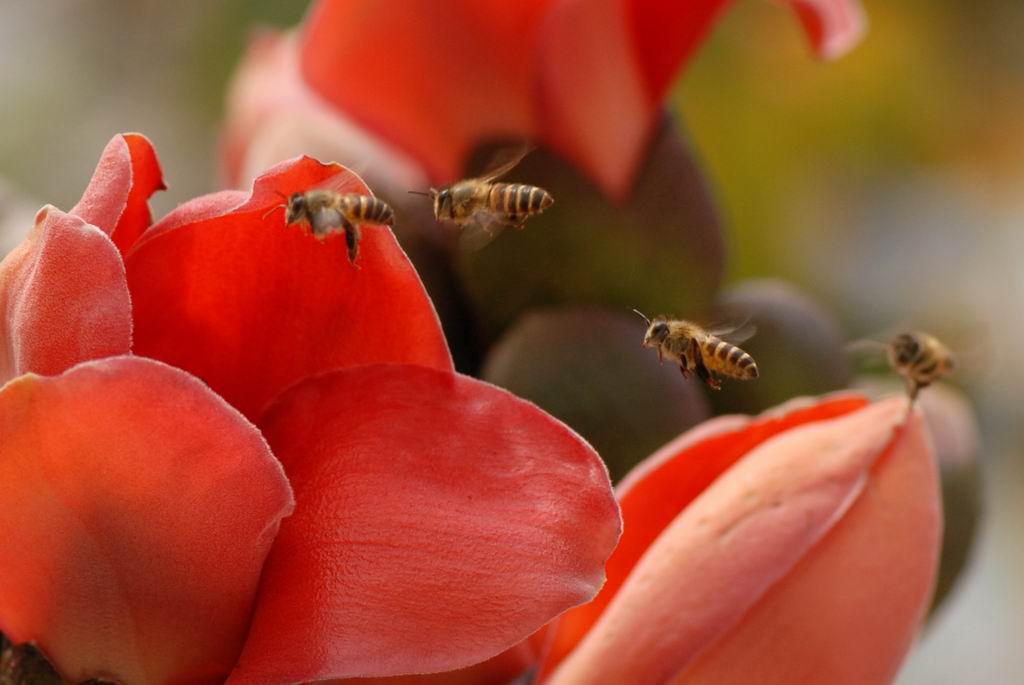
[0,207,131,384]
[125,156,452,420]
[229,364,620,684]
[324,643,538,685]
[0,356,294,685]
[70,133,166,255]
[540,394,866,674]
[545,397,939,685]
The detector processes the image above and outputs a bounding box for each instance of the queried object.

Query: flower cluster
[0,1,982,684]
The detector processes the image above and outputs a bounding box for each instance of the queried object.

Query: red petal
[125,156,452,420]
[539,0,866,198]
[540,394,867,675]
[144,189,247,239]
[623,0,865,107]
[222,31,427,192]
[71,133,166,255]
[299,0,553,183]
[624,0,730,106]
[538,0,655,199]
[0,356,294,685]
[229,364,620,684]
[0,207,131,384]
[545,398,938,684]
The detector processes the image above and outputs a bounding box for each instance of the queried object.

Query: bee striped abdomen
[703,337,759,379]
[489,183,553,222]
[341,194,394,226]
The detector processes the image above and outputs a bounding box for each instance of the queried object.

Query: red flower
[0,134,621,685]
[223,0,866,197]
[536,394,941,684]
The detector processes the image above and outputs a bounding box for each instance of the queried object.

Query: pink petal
[0,206,131,384]
[786,0,868,60]
[545,397,939,684]
[541,395,866,673]
[0,356,294,685]
[229,364,620,684]
[71,133,166,254]
[126,156,452,420]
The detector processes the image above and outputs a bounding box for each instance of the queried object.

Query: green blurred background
[0,1,1020,681]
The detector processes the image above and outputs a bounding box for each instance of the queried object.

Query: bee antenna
[407,190,433,198]
[631,308,651,325]
[261,204,284,221]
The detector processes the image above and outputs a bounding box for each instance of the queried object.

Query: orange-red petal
[322,643,539,685]
[125,156,452,420]
[0,206,131,384]
[71,133,166,255]
[228,364,620,684]
[545,397,939,684]
[0,356,294,685]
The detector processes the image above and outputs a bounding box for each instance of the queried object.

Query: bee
[886,331,957,401]
[411,149,553,244]
[265,184,394,266]
[634,310,759,390]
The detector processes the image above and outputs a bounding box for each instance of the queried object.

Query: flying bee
[847,329,958,404]
[264,182,394,266]
[634,310,759,390]
[410,148,553,247]
[886,331,957,401]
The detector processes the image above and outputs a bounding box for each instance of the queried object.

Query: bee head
[890,332,921,366]
[433,187,454,220]
[285,193,306,223]
[643,318,671,348]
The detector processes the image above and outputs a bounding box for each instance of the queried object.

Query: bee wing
[310,206,348,237]
[845,337,890,367]
[457,211,509,253]
[936,322,993,381]
[311,172,372,197]
[476,145,535,183]
[705,319,757,345]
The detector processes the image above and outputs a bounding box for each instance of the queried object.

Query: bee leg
[691,341,721,390]
[695,362,720,390]
[344,221,361,267]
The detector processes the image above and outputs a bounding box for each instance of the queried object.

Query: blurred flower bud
[459,118,724,342]
[710,278,851,414]
[483,307,711,481]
